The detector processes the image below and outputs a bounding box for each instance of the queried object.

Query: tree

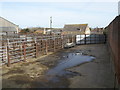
[20,28,30,34]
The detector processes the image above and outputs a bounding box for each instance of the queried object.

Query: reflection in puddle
[46,53,95,82]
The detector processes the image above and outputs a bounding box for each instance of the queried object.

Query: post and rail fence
[0,34,106,66]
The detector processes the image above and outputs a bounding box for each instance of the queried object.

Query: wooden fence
[0,34,106,66]
[0,35,67,66]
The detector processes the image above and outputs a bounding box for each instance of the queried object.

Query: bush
[20,28,30,34]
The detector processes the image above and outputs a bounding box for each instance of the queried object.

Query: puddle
[47,53,95,75]
[29,52,95,88]
[45,53,95,84]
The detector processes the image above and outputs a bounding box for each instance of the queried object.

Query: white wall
[0,17,19,33]
[85,26,91,34]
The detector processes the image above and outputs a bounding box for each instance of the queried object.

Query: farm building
[0,17,19,35]
[91,28,104,34]
[49,28,63,35]
[63,24,91,35]
[35,28,63,35]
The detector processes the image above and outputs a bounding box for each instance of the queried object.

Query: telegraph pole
[50,16,52,29]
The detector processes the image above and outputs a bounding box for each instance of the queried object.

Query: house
[50,28,63,35]
[0,17,19,35]
[34,28,51,34]
[91,28,104,34]
[34,28,63,35]
[63,24,91,35]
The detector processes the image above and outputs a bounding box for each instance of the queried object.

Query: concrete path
[67,44,115,88]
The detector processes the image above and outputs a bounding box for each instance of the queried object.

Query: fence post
[95,34,96,44]
[35,38,38,58]
[23,40,26,62]
[72,35,74,43]
[20,40,23,60]
[53,36,56,52]
[7,39,10,67]
[85,34,86,44]
[90,34,91,44]
[74,35,76,44]
[45,39,48,55]
[61,35,63,49]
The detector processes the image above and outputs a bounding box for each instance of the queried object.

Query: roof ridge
[0,16,18,26]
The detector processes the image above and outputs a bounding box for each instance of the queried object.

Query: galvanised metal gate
[76,34,106,45]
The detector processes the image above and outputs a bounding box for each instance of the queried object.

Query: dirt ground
[2,44,115,88]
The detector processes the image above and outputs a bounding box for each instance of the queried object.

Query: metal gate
[76,34,106,45]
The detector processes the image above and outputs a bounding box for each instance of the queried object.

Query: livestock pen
[0,33,106,67]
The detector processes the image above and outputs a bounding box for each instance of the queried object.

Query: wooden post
[23,41,26,62]
[45,40,48,55]
[74,35,76,44]
[95,34,97,44]
[7,44,10,67]
[85,34,86,44]
[20,41,23,60]
[53,36,56,52]
[80,34,81,44]
[61,35,63,49]
[90,34,91,44]
[35,38,38,58]
[72,35,74,43]
[71,35,73,43]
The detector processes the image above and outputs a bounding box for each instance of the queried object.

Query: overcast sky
[0,2,118,28]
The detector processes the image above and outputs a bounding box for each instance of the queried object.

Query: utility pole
[50,16,52,29]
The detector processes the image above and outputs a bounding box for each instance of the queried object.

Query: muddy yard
[2,44,114,88]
